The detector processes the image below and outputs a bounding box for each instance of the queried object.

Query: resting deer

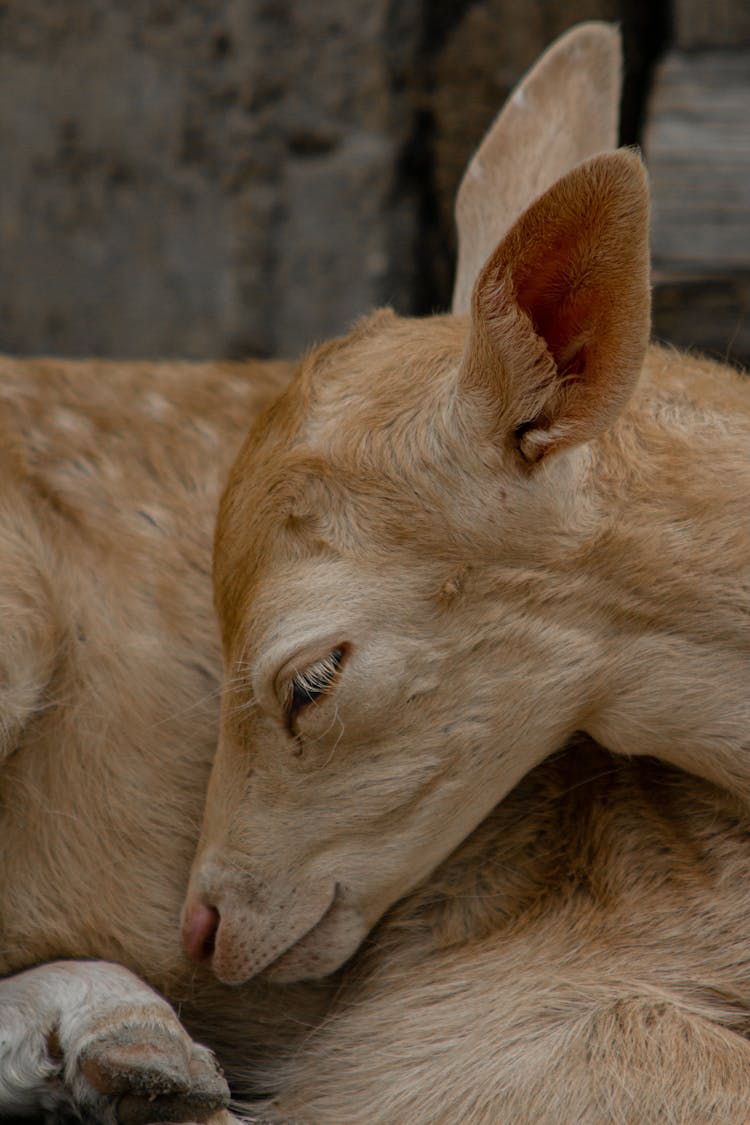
[3,22,750,1125]
[185,23,750,1123]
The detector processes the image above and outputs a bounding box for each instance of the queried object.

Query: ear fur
[462,149,650,464]
[452,22,622,315]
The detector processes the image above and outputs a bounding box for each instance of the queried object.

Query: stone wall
[0,0,667,360]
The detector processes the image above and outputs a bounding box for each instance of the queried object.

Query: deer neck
[583,346,750,798]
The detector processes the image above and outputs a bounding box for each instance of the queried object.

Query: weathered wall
[0,1,666,361]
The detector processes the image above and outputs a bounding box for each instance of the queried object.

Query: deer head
[183,25,650,986]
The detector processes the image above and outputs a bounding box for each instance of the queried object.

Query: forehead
[235,309,468,520]
[214,312,468,639]
[299,311,465,451]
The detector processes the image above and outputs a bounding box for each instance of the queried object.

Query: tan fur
[4,22,750,1125]
[256,744,750,1123]
[0,355,332,1082]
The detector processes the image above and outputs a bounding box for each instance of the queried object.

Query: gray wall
[0,1,666,361]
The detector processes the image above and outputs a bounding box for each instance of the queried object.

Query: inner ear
[516,253,599,376]
[465,150,651,464]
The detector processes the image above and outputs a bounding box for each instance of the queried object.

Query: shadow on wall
[0,1,667,362]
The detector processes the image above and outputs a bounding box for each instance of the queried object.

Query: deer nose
[182,898,220,963]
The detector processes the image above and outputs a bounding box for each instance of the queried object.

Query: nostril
[182,900,220,964]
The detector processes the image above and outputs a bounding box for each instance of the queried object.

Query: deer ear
[452,22,622,315]
[461,149,650,464]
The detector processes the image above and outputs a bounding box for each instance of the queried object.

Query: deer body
[0,356,289,981]
[259,743,750,1124]
[0,355,335,1124]
[582,346,750,789]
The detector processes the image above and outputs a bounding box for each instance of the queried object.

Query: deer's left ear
[461,150,650,464]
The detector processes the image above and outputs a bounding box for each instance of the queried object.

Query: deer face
[183,151,650,985]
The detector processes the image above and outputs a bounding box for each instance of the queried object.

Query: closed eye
[288,646,345,722]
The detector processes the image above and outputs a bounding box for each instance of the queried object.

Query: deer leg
[0,960,230,1123]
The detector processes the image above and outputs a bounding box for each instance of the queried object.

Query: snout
[181,868,368,985]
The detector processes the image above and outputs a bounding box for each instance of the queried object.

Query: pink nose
[182,899,220,963]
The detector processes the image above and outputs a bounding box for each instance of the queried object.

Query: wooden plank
[646,50,750,271]
[652,272,750,367]
[675,0,750,49]
[645,49,750,365]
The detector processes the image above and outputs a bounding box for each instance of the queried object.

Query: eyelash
[288,647,344,720]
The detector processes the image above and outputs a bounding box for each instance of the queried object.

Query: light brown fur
[3,22,750,1125]
[0,356,333,1095]
[255,744,750,1123]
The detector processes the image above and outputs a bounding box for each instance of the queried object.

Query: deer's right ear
[452,21,622,315]
[461,150,650,465]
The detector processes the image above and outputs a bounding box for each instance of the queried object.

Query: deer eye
[288,646,345,721]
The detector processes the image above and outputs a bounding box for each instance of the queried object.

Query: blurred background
[0,0,747,364]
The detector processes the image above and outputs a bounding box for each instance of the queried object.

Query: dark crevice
[618,0,673,145]
[388,0,476,318]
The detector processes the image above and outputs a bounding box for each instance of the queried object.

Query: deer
[3,21,750,1125]
[184,21,750,1124]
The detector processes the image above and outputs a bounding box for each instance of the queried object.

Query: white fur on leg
[0,960,229,1121]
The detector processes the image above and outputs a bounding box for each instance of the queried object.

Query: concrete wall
[0,1,667,360]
